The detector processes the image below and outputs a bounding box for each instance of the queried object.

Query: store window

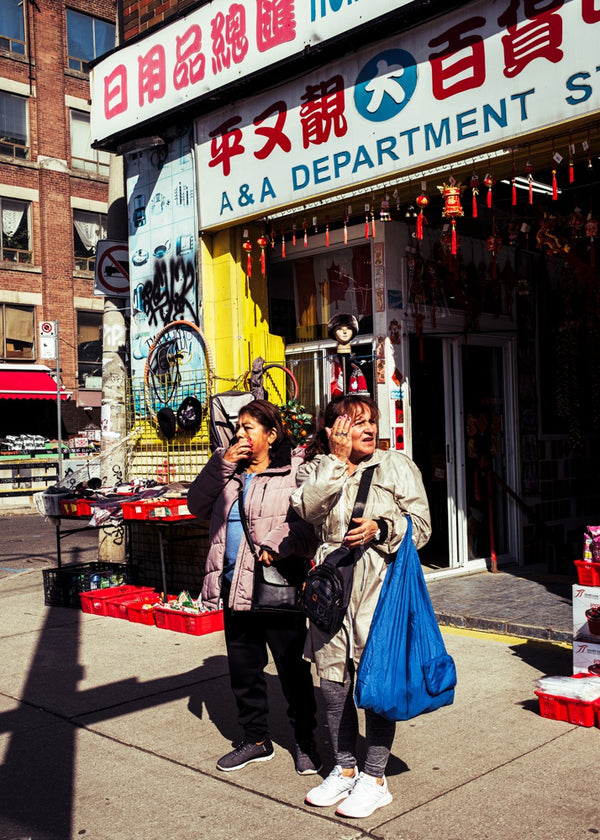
[268,243,373,343]
[77,311,102,389]
[0,91,28,159]
[70,110,110,176]
[1,198,31,263]
[73,209,106,272]
[66,8,115,73]
[0,303,34,359]
[0,0,26,55]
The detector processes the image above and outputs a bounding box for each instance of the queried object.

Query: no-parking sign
[95,241,129,297]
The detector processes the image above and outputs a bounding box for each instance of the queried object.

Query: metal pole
[55,319,63,483]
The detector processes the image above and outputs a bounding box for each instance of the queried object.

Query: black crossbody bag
[237,487,304,613]
[301,465,376,636]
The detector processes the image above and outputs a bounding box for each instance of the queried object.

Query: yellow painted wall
[200,226,286,395]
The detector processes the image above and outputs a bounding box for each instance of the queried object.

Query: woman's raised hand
[326,414,353,461]
[223,435,253,464]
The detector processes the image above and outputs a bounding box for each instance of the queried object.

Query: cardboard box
[572,584,600,639]
[572,638,600,674]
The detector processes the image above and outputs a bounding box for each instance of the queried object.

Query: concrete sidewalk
[1,566,598,840]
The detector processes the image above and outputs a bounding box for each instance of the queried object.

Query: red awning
[0,369,69,400]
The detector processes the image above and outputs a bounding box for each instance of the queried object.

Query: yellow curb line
[440,625,572,649]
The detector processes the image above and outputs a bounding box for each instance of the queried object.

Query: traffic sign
[95,240,129,297]
[39,321,55,336]
[39,321,57,359]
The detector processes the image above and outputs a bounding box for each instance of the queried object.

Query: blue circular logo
[354,49,417,123]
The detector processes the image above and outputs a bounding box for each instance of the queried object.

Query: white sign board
[90,0,416,144]
[95,240,130,297]
[195,0,600,229]
[38,321,56,360]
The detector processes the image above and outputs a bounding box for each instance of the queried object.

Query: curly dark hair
[304,395,380,461]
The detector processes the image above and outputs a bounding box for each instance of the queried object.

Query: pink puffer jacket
[187,447,317,611]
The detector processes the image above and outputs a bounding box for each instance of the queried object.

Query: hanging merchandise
[303,219,308,248]
[292,222,297,247]
[281,229,286,259]
[325,215,330,246]
[364,204,370,238]
[483,172,495,209]
[568,207,584,240]
[584,137,592,169]
[586,213,598,267]
[380,194,391,222]
[552,149,563,200]
[257,235,267,276]
[569,138,575,184]
[343,206,350,245]
[270,222,276,248]
[242,236,253,277]
[487,229,503,279]
[526,157,534,205]
[371,199,376,238]
[511,158,517,207]
[313,215,318,234]
[470,172,479,217]
[438,176,464,255]
[416,193,429,240]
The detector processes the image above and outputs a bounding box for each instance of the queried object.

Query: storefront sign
[90,0,417,144]
[195,0,600,229]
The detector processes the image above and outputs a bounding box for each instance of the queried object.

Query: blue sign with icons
[354,49,417,123]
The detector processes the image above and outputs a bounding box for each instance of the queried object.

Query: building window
[1,198,32,263]
[70,110,110,176]
[66,9,115,73]
[0,0,26,55]
[0,91,28,159]
[0,303,34,360]
[73,210,106,272]
[77,311,102,388]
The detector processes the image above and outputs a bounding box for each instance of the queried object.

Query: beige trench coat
[291,449,431,682]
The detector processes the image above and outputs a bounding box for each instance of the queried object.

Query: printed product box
[572,639,600,674]
[572,584,600,639]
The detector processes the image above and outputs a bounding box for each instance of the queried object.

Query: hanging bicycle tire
[143,320,213,424]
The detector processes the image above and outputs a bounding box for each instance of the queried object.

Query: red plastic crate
[105,588,158,619]
[127,600,159,626]
[154,605,224,636]
[575,560,600,586]
[121,498,194,521]
[80,585,150,616]
[60,498,93,517]
[535,674,600,727]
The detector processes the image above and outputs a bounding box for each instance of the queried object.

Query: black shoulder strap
[350,464,376,524]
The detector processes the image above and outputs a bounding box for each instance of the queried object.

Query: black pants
[223,597,317,744]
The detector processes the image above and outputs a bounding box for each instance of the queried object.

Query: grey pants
[320,669,396,777]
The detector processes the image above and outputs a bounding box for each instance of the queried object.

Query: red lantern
[487,233,502,279]
[242,240,252,276]
[415,193,429,240]
[483,172,495,208]
[438,180,464,255]
[257,235,268,276]
[470,174,479,218]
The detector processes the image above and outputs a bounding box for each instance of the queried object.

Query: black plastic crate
[42,562,133,608]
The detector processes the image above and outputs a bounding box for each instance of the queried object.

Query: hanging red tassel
[257,235,267,276]
[416,194,428,240]
[569,159,574,184]
[416,212,423,240]
[325,216,330,247]
[371,209,376,238]
[292,223,296,246]
[470,174,479,218]
[364,206,369,238]
[484,173,494,208]
[552,169,558,200]
[343,210,348,245]
[281,230,286,259]
[512,177,517,206]
[451,219,457,255]
[526,159,534,205]
[242,240,252,277]
[303,220,308,248]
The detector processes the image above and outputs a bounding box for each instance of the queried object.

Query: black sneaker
[216,740,275,771]
[294,740,322,775]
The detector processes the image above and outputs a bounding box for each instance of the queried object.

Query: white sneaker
[305,765,358,806]
[335,772,393,818]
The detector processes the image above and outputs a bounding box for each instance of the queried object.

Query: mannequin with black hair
[328,313,369,398]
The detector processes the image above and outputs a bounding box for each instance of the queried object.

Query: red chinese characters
[138,45,167,106]
[257,0,296,52]
[173,24,206,90]
[497,0,564,78]
[428,17,486,100]
[582,0,600,23]
[253,100,292,159]
[208,116,245,176]
[211,5,249,74]
[300,75,347,148]
[104,64,128,119]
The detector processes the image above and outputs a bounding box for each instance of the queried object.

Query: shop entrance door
[410,334,519,573]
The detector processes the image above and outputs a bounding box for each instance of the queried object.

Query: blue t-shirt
[223,473,255,582]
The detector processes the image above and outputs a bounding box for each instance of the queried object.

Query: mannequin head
[327,313,359,353]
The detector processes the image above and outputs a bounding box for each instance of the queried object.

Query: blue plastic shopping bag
[355,517,456,721]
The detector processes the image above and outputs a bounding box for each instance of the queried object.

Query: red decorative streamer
[303,220,308,248]
[325,216,330,247]
[257,235,267,276]
[451,219,457,255]
[281,231,286,259]
[569,159,574,183]
[552,169,558,200]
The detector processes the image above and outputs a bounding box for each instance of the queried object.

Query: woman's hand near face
[326,414,353,462]
[223,435,253,464]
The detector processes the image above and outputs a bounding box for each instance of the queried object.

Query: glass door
[410,334,519,572]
